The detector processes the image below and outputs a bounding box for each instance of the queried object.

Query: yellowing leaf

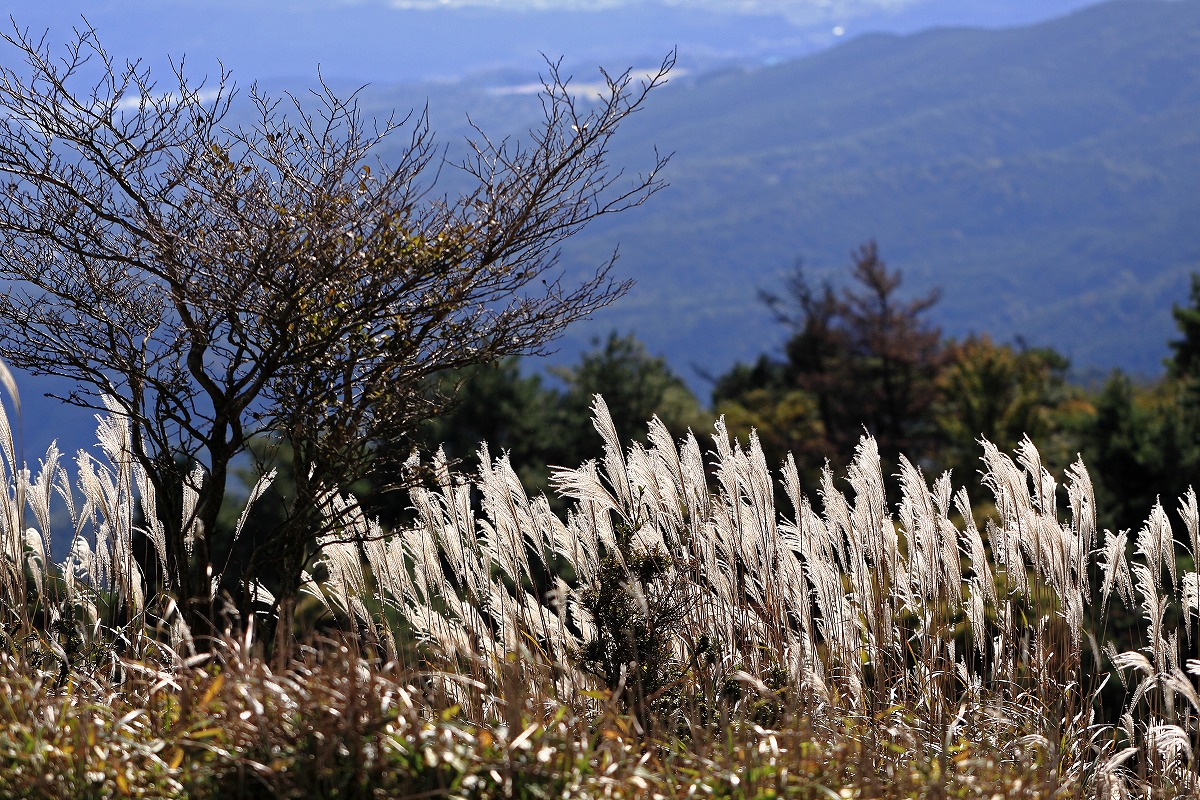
[199,674,224,709]
[188,728,224,740]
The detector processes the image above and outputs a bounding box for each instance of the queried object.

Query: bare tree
[0,21,671,639]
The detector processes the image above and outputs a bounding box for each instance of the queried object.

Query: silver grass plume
[846,436,894,596]
[1099,529,1135,609]
[821,458,877,651]
[477,450,538,588]
[954,487,996,608]
[24,444,59,549]
[231,468,277,552]
[818,464,852,574]
[776,462,825,669]
[1132,563,1169,676]
[897,456,951,605]
[933,472,964,604]
[20,444,56,609]
[1145,723,1192,771]
[1065,455,1097,599]
[591,395,634,512]
[966,579,988,656]
[1016,435,1056,518]
[646,415,687,516]
[1181,488,1200,644]
[980,438,1030,598]
[551,459,622,566]
[678,428,711,526]
[133,462,170,588]
[0,383,23,600]
[181,463,205,563]
[1136,501,1178,595]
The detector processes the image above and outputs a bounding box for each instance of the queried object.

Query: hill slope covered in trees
[545,0,1200,380]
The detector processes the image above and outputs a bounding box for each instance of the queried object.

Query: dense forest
[415,240,1200,540]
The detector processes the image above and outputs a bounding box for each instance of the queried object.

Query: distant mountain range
[530,0,1200,389]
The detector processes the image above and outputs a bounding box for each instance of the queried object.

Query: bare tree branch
[0,22,671,641]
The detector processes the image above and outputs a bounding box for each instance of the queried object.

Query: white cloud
[487,65,688,96]
[115,89,224,113]
[212,0,926,26]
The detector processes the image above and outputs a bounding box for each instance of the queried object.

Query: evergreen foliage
[416,332,705,500]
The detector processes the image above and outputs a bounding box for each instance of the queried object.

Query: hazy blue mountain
[532,0,1200,391]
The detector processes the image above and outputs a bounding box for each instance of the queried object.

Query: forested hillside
[544,0,1200,379]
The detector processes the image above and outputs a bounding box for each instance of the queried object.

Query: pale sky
[0,0,928,84]
[0,0,930,32]
[183,0,918,13]
[0,0,1100,84]
[378,0,920,18]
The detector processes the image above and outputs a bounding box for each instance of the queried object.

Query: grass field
[0,394,1195,798]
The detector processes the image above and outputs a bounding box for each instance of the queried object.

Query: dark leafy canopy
[1081,373,1180,534]
[548,332,706,463]
[1170,274,1200,380]
[1080,271,1200,534]
[415,332,704,505]
[718,248,1200,537]
[419,358,557,491]
[715,243,1089,501]
[757,241,945,474]
[934,335,1080,498]
[0,21,672,635]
